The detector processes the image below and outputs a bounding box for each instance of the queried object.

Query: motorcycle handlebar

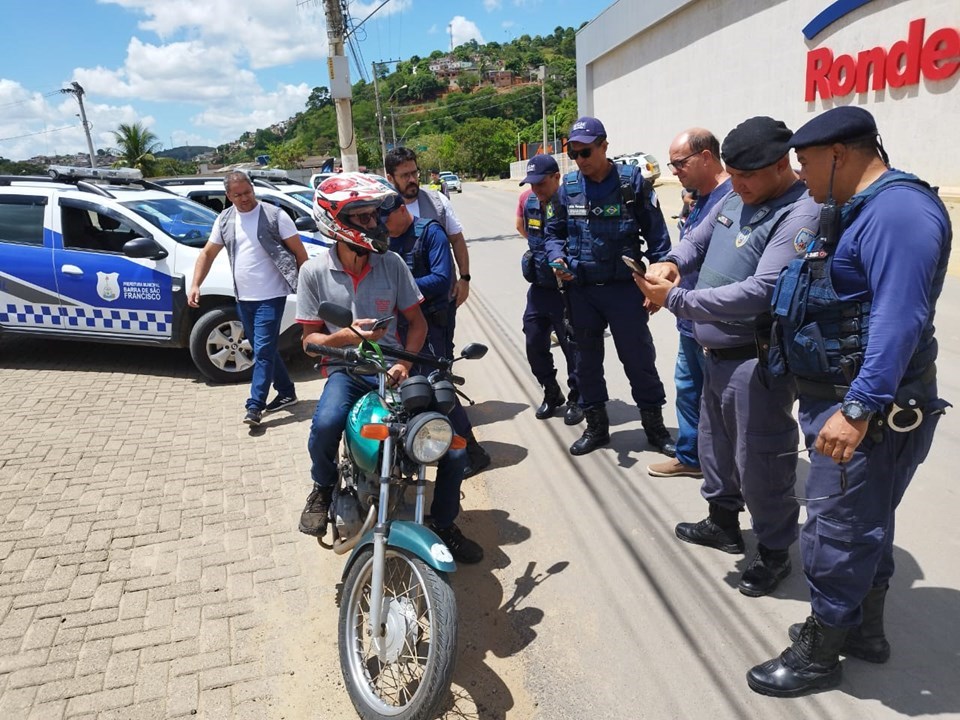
[306,341,458,377]
[305,343,361,363]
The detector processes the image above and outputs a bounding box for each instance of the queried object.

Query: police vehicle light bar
[248,169,289,180]
[49,165,144,181]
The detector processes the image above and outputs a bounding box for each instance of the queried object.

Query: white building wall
[576,0,960,186]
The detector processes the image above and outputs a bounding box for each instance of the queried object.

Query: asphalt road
[446,180,960,720]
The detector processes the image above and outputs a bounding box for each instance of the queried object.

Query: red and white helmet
[314,172,397,254]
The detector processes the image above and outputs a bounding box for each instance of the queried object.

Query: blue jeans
[236,297,294,412]
[308,371,466,528]
[675,333,706,468]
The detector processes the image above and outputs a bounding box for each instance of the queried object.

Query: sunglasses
[345,210,379,225]
[667,150,701,171]
[378,194,404,218]
[777,447,848,503]
[567,140,603,161]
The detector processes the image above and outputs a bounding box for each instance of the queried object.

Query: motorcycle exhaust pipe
[332,505,377,555]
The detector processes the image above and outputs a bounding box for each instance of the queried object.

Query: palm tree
[111,122,162,175]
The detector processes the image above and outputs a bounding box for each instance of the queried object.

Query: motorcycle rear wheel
[339,547,458,720]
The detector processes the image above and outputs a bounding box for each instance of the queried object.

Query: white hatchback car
[613,153,661,184]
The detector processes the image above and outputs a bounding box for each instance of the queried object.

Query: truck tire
[189,306,254,383]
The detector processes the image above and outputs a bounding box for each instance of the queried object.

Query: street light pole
[399,121,421,146]
[387,84,407,148]
[539,65,548,155]
[517,131,521,162]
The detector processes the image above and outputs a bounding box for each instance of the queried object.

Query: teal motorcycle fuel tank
[345,391,390,474]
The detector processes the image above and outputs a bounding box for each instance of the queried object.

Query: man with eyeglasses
[636,116,819,598]
[747,107,951,697]
[647,129,731,480]
[544,116,676,458]
[385,147,491,478]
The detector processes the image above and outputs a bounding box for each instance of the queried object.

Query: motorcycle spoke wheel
[339,548,457,720]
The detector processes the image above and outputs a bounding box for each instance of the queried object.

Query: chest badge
[735,227,751,248]
[716,214,733,228]
[568,204,588,217]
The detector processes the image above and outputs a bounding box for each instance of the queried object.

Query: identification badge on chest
[568,204,589,218]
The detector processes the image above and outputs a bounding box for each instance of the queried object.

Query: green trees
[111,122,162,175]
[454,118,516,180]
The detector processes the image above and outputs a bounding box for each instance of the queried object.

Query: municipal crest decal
[96,272,120,302]
[735,227,752,248]
[794,228,818,254]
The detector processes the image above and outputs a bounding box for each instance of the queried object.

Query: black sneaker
[463,440,491,479]
[299,485,333,536]
[265,394,298,413]
[430,521,484,564]
[243,409,262,427]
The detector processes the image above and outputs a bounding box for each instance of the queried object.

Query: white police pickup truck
[0,166,305,383]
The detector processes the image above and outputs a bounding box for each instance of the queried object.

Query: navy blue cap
[790,106,879,149]
[568,116,606,144]
[519,155,560,185]
[721,116,793,170]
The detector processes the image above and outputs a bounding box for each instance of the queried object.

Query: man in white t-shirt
[188,171,308,427]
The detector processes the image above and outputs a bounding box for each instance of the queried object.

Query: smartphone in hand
[548,261,567,271]
[622,255,646,275]
[367,316,393,332]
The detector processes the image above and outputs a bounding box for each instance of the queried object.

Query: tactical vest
[521,192,559,287]
[219,203,298,293]
[561,164,647,284]
[416,188,446,225]
[694,181,809,331]
[396,218,451,317]
[769,171,951,387]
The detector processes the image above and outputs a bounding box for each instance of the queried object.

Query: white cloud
[501,20,515,29]
[449,16,485,47]
[483,0,502,10]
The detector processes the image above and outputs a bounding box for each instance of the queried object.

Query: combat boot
[463,434,492,478]
[738,544,792,597]
[789,584,890,663]
[535,379,565,420]
[298,485,333,537]
[564,388,584,426]
[675,502,745,554]
[570,405,610,456]
[747,615,847,697]
[639,407,677,457]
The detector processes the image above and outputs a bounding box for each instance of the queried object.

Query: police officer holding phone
[544,116,675,457]
[747,107,951,697]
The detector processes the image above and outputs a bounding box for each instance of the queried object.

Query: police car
[0,165,302,383]
[613,152,661,184]
[153,169,330,248]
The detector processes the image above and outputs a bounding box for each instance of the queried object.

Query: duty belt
[705,344,758,361]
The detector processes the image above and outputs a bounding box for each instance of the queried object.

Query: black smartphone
[622,255,646,274]
[367,315,393,331]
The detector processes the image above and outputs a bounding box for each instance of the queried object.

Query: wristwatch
[460,274,471,282]
[841,399,873,422]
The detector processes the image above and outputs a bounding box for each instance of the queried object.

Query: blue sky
[0,0,612,161]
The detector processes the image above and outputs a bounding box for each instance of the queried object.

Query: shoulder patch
[716,214,733,228]
[794,228,817,254]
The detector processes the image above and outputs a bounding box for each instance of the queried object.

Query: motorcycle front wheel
[339,547,458,720]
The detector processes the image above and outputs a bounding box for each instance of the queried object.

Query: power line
[395,86,540,122]
[0,124,81,143]
[0,90,64,111]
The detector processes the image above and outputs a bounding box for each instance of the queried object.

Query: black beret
[790,106,878,149]
[721,116,793,170]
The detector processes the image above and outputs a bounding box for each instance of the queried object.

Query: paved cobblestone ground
[0,338,339,719]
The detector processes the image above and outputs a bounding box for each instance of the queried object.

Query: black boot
[738,544,792,597]
[535,380,565,420]
[570,405,610,456]
[675,503,745,554]
[564,389,584,425]
[747,615,847,697]
[639,407,677,457]
[789,584,890,663]
[298,485,333,537]
[463,435,491,478]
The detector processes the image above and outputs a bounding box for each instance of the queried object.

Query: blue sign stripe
[803,0,875,40]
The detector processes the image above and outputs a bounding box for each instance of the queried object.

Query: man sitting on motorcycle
[296,173,484,564]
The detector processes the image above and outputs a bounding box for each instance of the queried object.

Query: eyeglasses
[667,150,701,171]
[777,448,848,503]
[567,140,602,161]
[345,210,379,225]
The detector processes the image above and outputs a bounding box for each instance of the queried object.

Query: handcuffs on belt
[887,399,924,433]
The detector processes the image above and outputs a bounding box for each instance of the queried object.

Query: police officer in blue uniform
[544,116,676,457]
[637,117,819,597]
[518,155,583,426]
[747,107,951,697]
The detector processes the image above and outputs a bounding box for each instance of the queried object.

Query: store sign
[805,18,960,101]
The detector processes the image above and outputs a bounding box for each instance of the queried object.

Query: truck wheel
[189,306,254,383]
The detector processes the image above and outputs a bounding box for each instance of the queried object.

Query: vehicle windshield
[120,197,218,247]
[289,190,315,206]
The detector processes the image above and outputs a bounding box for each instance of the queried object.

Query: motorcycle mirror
[318,301,354,328]
[459,343,488,360]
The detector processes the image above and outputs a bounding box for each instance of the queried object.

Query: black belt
[795,378,848,402]
[705,344,757,361]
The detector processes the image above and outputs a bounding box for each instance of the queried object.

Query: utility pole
[539,66,549,155]
[61,82,97,168]
[324,0,358,171]
[372,62,388,173]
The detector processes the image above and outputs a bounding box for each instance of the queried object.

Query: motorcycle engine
[332,486,365,541]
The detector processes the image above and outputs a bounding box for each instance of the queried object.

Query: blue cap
[519,155,560,185]
[790,106,879,149]
[568,116,606,144]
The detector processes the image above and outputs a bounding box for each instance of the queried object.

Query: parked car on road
[613,153,661,184]
[439,171,462,193]
[0,166,305,383]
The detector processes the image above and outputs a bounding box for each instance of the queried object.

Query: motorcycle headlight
[404,412,453,464]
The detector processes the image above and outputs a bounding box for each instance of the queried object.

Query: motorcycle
[307,301,487,720]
